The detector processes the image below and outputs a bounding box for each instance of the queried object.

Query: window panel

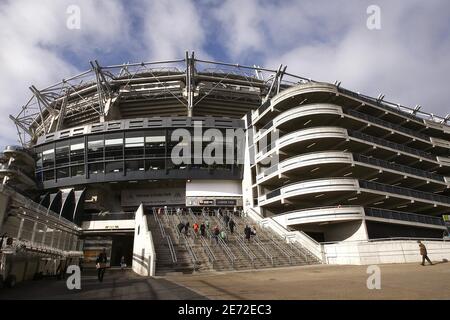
[105,133,123,160]
[57,167,70,179]
[71,165,85,177]
[89,163,104,175]
[145,131,166,158]
[125,132,144,159]
[55,141,70,166]
[88,135,104,162]
[70,137,85,164]
[105,161,123,173]
[42,146,55,169]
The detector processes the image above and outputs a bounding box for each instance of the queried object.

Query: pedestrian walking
[193,222,199,235]
[418,240,433,266]
[96,248,108,282]
[220,230,228,243]
[120,256,127,270]
[205,219,210,230]
[228,219,235,234]
[200,223,206,237]
[223,214,230,227]
[184,221,190,235]
[177,221,185,234]
[244,225,251,242]
[213,226,220,244]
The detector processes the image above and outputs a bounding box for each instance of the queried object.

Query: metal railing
[268,237,292,264]
[181,234,199,270]
[235,235,256,267]
[166,235,177,264]
[252,236,274,266]
[365,207,445,226]
[200,236,216,266]
[359,179,450,205]
[217,236,236,268]
[345,108,430,142]
[348,130,436,161]
[353,154,445,182]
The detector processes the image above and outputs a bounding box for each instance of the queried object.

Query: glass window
[145,130,166,158]
[43,169,55,181]
[35,146,43,170]
[70,137,85,164]
[55,141,70,166]
[44,226,54,247]
[20,219,35,241]
[88,135,104,162]
[89,163,104,175]
[34,222,46,244]
[125,131,144,159]
[126,160,145,173]
[71,165,85,177]
[42,146,55,169]
[57,167,69,179]
[146,159,165,171]
[106,161,123,174]
[105,133,123,160]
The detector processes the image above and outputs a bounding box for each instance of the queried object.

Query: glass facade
[35,128,241,184]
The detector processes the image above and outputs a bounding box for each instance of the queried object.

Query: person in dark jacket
[244,225,252,242]
[177,222,185,233]
[200,223,206,237]
[184,221,190,235]
[213,226,220,244]
[228,219,236,234]
[96,248,108,282]
[418,241,433,266]
[223,214,230,227]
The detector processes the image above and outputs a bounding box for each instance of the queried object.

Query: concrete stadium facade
[1,53,450,281]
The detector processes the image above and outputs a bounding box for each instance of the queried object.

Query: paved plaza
[0,262,449,300]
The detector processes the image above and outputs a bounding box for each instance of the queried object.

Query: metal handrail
[289,241,309,262]
[268,237,292,264]
[200,236,217,265]
[235,236,256,267]
[166,235,177,264]
[153,210,166,238]
[252,236,274,266]
[182,234,198,269]
[217,236,236,268]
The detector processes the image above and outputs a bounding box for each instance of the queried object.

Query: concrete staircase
[147,208,321,275]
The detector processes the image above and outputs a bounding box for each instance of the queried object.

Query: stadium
[1,52,450,286]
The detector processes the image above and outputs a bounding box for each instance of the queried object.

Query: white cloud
[0,0,131,146]
[1,0,449,148]
[211,0,450,117]
[137,0,209,60]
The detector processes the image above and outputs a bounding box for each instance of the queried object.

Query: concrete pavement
[1,262,449,299]
[0,269,207,300]
[166,262,450,300]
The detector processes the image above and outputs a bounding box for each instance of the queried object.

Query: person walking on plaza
[220,230,228,243]
[193,222,199,235]
[223,214,230,228]
[244,225,252,242]
[213,226,220,244]
[200,223,206,237]
[418,240,433,266]
[184,221,190,235]
[177,221,185,234]
[205,219,210,230]
[96,248,108,282]
[120,256,126,270]
[228,219,236,234]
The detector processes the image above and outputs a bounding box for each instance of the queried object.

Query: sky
[1,0,449,147]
